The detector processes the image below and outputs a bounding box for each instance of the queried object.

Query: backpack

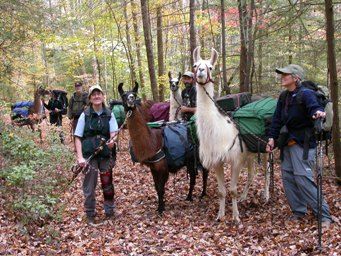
[216,92,252,113]
[11,101,34,119]
[163,123,194,170]
[112,104,125,127]
[70,92,88,117]
[279,81,333,140]
[300,81,333,132]
[233,98,277,153]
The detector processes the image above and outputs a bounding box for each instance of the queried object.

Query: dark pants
[83,157,115,217]
[50,114,62,126]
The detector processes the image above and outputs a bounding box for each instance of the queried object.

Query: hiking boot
[322,220,331,230]
[105,212,115,220]
[286,214,304,222]
[86,215,95,224]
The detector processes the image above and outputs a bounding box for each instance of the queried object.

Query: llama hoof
[232,216,241,223]
[260,191,270,202]
[157,207,164,215]
[238,194,247,202]
[216,213,225,222]
[185,196,193,202]
[199,193,207,200]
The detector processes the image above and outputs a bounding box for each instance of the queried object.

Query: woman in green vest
[74,85,118,224]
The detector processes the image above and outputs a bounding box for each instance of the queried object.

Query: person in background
[181,71,197,121]
[44,89,68,143]
[74,85,118,224]
[68,81,88,138]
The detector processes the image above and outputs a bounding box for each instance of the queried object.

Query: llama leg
[186,167,195,201]
[230,163,241,223]
[215,163,226,221]
[151,166,169,214]
[239,158,254,202]
[200,168,209,199]
[263,154,270,202]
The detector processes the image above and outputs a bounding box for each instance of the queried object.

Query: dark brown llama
[118,82,208,214]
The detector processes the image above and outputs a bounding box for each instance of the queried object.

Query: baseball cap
[88,85,103,98]
[182,71,194,78]
[75,82,83,87]
[275,64,305,80]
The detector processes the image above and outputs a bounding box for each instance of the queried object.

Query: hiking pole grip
[314,118,323,135]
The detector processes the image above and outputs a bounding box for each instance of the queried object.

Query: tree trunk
[140,0,159,101]
[130,0,146,100]
[157,6,165,102]
[41,42,50,86]
[324,0,341,184]
[246,0,255,93]
[124,2,137,88]
[221,0,230,94]
[189,0,197,68]
[92,23,101,85]
[238,0,248,92]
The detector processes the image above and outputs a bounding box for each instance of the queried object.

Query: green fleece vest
[82,106,111,158]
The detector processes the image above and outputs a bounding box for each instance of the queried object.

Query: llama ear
[193,46,201,63]
[210,48,219,66]
[168,71,172,79]
[178,72,182,81]
[118,83,124,96]
[133,82,139,93]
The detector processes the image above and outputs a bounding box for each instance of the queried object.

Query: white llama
[193,47,269,222]
[168,71,183,121]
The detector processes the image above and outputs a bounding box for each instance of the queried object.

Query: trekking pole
[314,118,323,251]
[268,151,274,224]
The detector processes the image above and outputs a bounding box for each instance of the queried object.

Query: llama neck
[196,82,234,125]
[196,82,217,112]
[127,107,160,161]
[32,90,42,114]
[170,90,182,106]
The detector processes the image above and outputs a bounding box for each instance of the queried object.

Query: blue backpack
[11,101,34,118]
[163,123,194,170]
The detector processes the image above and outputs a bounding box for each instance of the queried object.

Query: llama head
[193,47,219,86]
[168,71,182,92]
[37,86,50,96]
[118,82,139,110]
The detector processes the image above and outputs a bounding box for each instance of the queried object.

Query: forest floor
[0,123,340,255]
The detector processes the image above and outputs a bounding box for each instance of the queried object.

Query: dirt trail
[0,119,340,255]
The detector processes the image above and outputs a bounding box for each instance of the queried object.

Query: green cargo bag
[233,97,277,153]
[112,104,125,127]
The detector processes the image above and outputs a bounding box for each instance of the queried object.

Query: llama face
[168,71,182,92]
[118,82,139,110]
[192,47,219,86]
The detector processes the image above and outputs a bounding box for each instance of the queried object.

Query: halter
[194,63,214,86]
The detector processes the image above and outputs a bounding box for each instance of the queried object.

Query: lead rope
[172,92,182,121]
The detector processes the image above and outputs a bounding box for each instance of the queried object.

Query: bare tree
[325,0,341,184]
[157,6,165,102]
[189,0,197,68]
[238,0,255,92]
[124,2,137,88]
[131,0,146,100]
[220,0,230,94]
[140,0,159,101]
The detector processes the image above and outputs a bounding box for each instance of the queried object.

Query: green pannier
[233,97,277,153]
[112,104,125,127]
